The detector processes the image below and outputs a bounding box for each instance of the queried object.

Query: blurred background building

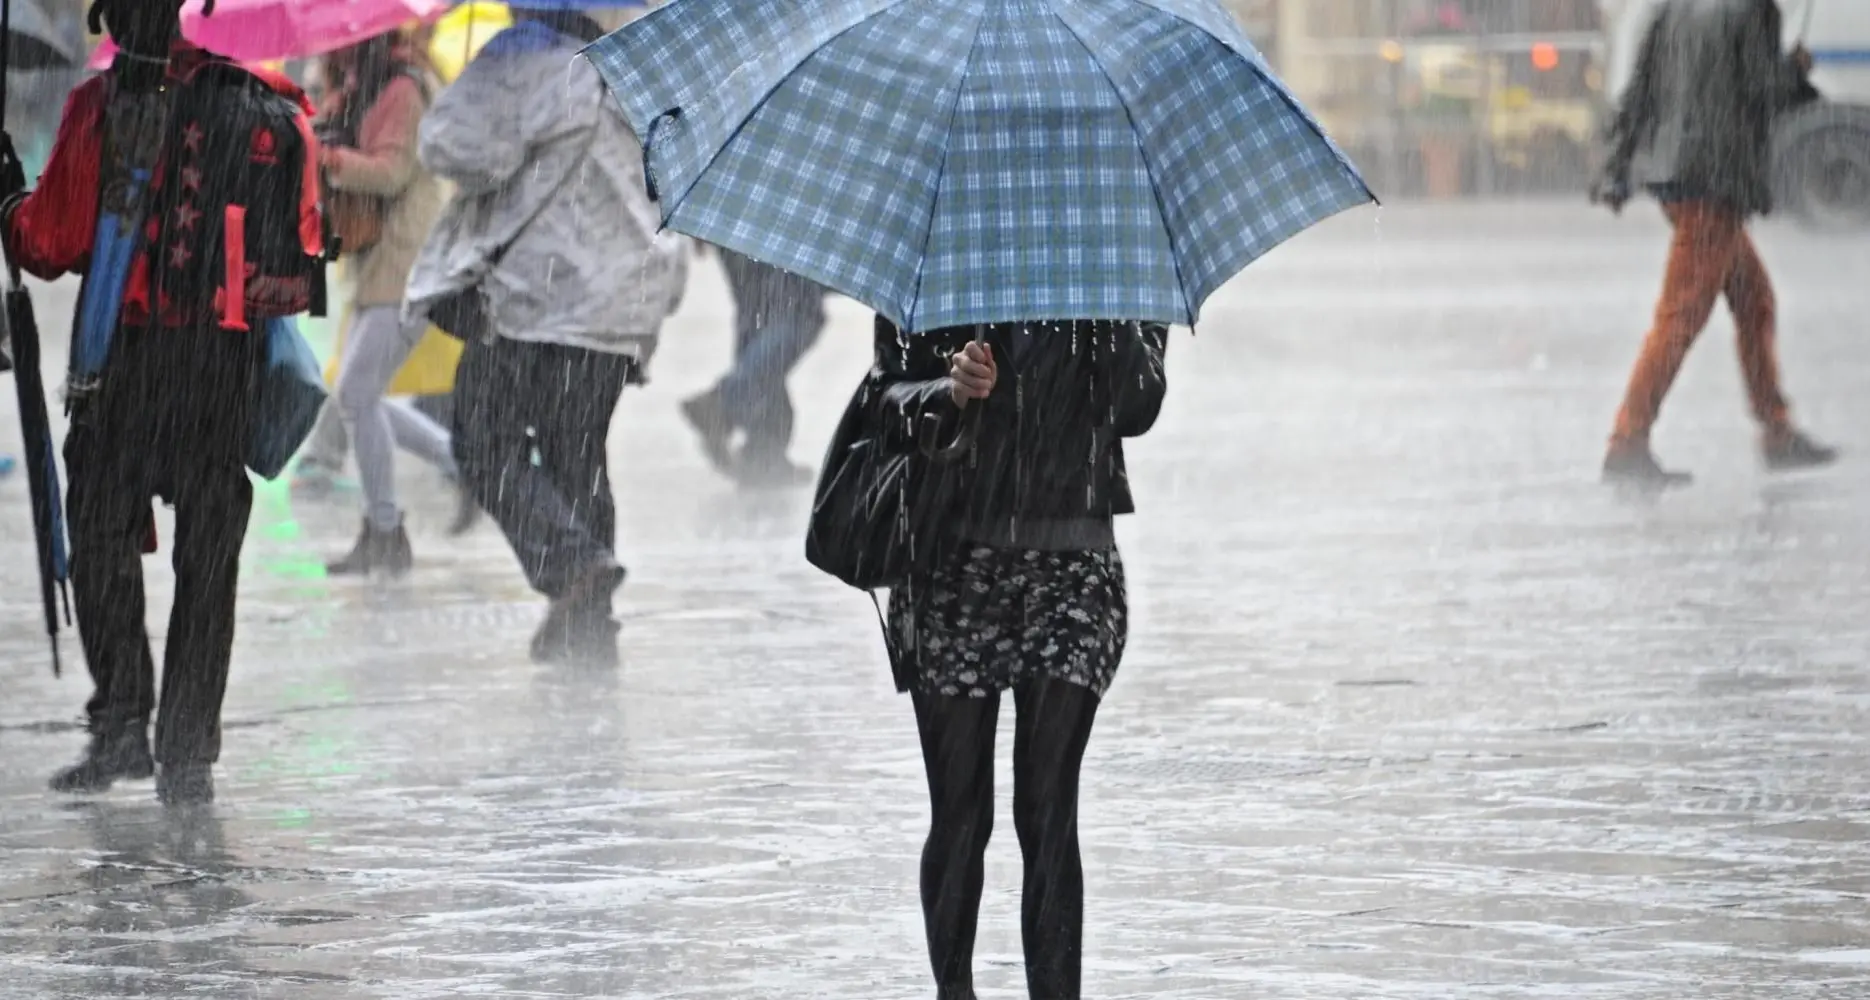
[1228,0,1605,198]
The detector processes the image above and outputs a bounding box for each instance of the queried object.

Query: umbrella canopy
[90,0,449,68]
[507,0,644,8]
[5,0,77,69]
[586,0,1373,332]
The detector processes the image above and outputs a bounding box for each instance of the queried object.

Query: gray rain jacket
[403,21,686,360]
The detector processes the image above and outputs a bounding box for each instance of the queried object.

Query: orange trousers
[1611,201,1791,445]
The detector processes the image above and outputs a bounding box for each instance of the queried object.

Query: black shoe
[531,559,626,664]
[531,613,622,667]
[326,517,414,577]
[48,729,155,793]
[156,763,215,805]
[681,390,735,475]
[447,482,481,537]
[1762,428,1838,472]
[1602,443,1693,489]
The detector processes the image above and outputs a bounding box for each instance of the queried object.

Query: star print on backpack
[145,57,327,330]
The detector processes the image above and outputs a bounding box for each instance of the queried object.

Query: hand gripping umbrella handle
[642,107,682,203]
[922,326,988,462]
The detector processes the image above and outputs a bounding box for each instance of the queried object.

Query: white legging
[332,306,456,530]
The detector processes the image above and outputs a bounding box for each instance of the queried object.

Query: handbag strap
[869,589,907,670]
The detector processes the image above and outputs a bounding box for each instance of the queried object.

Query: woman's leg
[912,689,1001,999]
[1011,678,1101,1000]
[335,307,428,531]
[383,398,458,479]
[300,399,348,471]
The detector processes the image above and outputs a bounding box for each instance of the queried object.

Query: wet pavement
[1,202,1868,998]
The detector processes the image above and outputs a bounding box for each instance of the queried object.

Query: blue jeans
[716,250,827,461]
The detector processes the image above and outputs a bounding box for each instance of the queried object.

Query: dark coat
[870,317,1168,552]
[1600,0,1817,216]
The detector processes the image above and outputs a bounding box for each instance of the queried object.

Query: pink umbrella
[89,0,449,68]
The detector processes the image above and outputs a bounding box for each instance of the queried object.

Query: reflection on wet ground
[2,204,1867,998]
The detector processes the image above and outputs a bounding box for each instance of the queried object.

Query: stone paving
[1,202,1868,999]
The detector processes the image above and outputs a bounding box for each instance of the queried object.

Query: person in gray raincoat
[403,6,686,666]
[1592,0,1834,487]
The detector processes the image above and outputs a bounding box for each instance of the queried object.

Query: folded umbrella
[587,0,1374,333]
[4,0,76,70]
[0,149,71,675]
[90,0,450,68]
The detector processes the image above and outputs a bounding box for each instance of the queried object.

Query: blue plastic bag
[248,316,327,480]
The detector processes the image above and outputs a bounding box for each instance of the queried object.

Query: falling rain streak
[0,1,1866,999]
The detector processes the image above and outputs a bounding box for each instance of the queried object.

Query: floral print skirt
[887,545,1127,698]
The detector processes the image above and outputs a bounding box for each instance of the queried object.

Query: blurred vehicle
[1605,0,1870,229]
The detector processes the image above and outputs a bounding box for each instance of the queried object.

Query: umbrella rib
[904,0,990,333]
[659,0,923,223]
[1045,0,1196,326]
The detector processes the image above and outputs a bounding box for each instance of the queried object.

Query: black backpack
[143,58,326,329]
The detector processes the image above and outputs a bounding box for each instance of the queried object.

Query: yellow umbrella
[429,2,511,82]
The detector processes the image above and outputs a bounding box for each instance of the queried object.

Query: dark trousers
[66,325,259,765]
[716,250,826,460]
[913,679,1101,1000]
[452,336,634,599]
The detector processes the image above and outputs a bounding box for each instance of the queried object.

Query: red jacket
[2,42,322,327]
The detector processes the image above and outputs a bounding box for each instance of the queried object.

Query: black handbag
[805,379,981,592]
[426,281,489,341]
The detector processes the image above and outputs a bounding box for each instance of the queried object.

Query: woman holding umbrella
[314,28,450,575]
[589,1,1373,995]
[877,319,1167,1000]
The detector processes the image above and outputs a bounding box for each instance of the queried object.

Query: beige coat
[322,74,445,308]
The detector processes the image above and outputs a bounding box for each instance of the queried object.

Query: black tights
[913,678,1100,1000]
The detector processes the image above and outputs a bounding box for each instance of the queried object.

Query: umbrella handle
[642,107,681,203]
[924,326,990,462]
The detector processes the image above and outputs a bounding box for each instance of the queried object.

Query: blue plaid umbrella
[586,0,1374,332]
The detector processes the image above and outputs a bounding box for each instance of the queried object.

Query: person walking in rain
[311,30,454,575]
[1594,0,1836,486]
[870,319,1167,999]
[0,0,324,803]
[405,4,685,666]
[588,0,1365,992]
[682,249,828,487]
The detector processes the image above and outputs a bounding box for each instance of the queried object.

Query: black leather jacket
[869,316,1168,551]
[1600,0,1816,216]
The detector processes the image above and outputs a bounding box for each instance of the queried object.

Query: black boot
[1763,427,1838,471]
[531,559,626,665]
[156,762,215,806]
[681,389,735,475]
[447,481,481,537]
[49,729,155,793]
[326,517,414,577]
[1603,442,1692,489]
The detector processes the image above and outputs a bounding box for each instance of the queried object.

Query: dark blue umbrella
[1,0,71,673]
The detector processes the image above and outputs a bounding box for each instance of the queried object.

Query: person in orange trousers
[1593,0,1836,487]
